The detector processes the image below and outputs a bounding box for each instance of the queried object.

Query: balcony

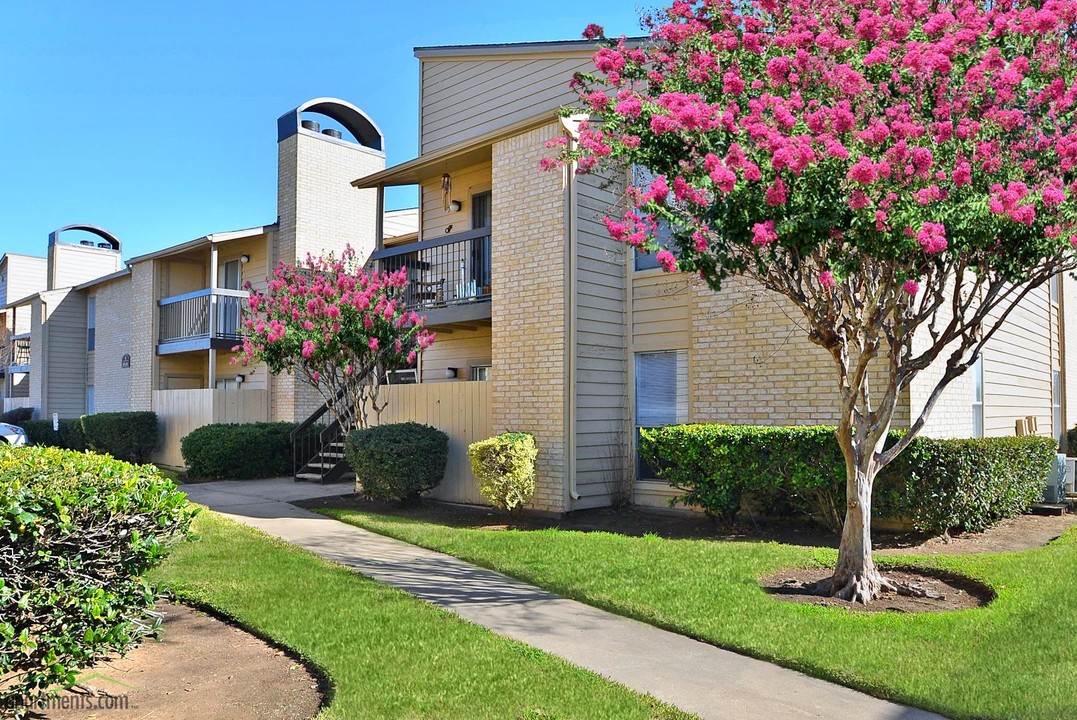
[369,227,492,326]
[5,334,30,372]
[158,288,248,355]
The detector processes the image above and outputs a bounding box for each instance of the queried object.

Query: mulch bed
[760,567,994,613]
[39,602,323,720]
[297,492,1077,555]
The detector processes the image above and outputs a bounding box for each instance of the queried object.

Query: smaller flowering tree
[236,246,434,430]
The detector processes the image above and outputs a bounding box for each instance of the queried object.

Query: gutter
[561,115,585,504]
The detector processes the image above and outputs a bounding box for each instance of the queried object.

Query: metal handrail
[158,287,250,306]
[369,226,491,260]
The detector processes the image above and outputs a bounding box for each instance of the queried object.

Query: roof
[127,225,274,265]
[413,37,646,58]
[383,208,419,239]
[352,110,559,188]
[74,267,132,291]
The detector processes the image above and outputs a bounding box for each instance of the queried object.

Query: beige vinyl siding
[573,171,629,509]
[220,235,269,293]
[161,259,206,298]
[420,53,593,154]
[217,351,268,391]
[48,245,121,290]
[42,290,88,418]
[631,272,693,352]
[2,255,47,307]
[159,353,207,390]
[420,162,492,240]
[982,284,1055,436]
[1064,274,1077,444]
[420,326,492,383]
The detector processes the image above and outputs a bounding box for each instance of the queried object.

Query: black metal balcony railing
[369,227,491,312]
[8,334,30,368]
[159,288,248,345]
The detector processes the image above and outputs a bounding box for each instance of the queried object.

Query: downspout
[562,115,586,504]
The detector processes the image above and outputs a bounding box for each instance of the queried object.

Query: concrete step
[1031,502,1068,516]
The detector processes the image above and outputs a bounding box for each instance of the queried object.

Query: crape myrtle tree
[560,0,1077,602]
[235,246,435,430]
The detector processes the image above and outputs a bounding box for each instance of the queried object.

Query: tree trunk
[817,430,895,603]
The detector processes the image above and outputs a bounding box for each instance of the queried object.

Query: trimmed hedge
[182,422,305,479]
[640,424,1056,536]
[81,411,158,463]
[0,407,33,424]
[0,445,195,714]
[346,422,448,504]
[468,432,538,512]
[21,419,87,451]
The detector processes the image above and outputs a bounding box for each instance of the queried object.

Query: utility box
[1067,457,1076,495]
[1045,453,1067,503]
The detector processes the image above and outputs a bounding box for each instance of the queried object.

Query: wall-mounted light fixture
[448,200,462,213]
[445,367,458,379]
[240,254,251,264]
[235,374,246,384]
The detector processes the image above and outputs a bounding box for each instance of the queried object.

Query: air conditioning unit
[1067,458,1076,495]
[1045,453,1067,503]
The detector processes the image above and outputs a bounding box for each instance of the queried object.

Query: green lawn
[150,511,692,720]
[320,508,1077,720]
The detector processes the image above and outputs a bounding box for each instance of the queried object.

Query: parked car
[0,422,28,446]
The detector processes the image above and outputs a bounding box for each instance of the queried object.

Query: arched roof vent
[48,224,121,251]
[277,98,384,152]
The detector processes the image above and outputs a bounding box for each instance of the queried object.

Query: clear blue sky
[0,1,647,259]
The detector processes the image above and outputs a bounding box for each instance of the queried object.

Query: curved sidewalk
[183,479,945,720]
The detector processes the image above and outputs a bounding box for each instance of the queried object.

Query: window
[86,385,94,415]
[471,192,492,292]
[220,259,241,290]
[972,355,984,438]
[632,165,678,272]
[87,296,96,351]
[635,350,689,479]
[1054,369,1063,444]
[471,365,491,382]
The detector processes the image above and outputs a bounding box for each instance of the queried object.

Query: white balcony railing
[158,288,248,346]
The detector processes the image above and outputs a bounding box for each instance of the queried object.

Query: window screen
[972,355,984,438]
[635,351,689,427]
[87,296,96,351]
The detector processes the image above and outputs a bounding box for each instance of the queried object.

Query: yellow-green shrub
[468,432,538,512]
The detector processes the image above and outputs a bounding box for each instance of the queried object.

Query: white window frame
[87,296,96,351]
[972,354,984,438]
[634,350,689,480]
[470,365,491,382]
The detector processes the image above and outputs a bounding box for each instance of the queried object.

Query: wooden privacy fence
[153,389,268,467]
[373,381,492,505]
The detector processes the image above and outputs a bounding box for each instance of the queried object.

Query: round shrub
[0,407,33,424]
[182,422,303,479]
[0,445,196,714]
[80,411,158,463]
[468,432,538,512]
[345,422,448,504]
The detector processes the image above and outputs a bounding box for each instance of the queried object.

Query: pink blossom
[368,337,379,351]
[818,271,835,288]
[903,279,920,296]
[765,178,787,206]
[656,249,678,272]
[582,23,604,40]
[917,222,948,254]
[301,340,316,358]
[751,220,778,246]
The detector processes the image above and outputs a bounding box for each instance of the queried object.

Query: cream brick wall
[689,276,911,428]
[491,123,568,512]
[272,130,386,423]
[128,262,156,411]
[90,277,133,412]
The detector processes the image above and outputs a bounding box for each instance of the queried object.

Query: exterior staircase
[292,388,356,484]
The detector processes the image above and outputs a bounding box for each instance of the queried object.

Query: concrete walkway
[182,479,945,720]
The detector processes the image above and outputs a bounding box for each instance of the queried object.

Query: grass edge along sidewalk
[150,511,695,720]
[320,506,1077,720]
